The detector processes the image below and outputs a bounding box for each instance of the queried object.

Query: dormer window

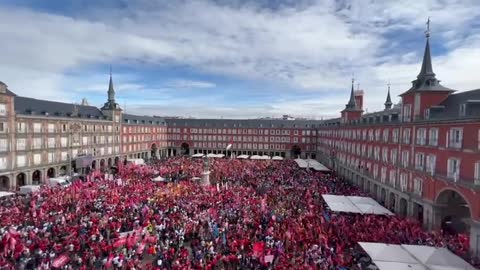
[459,104,466,117]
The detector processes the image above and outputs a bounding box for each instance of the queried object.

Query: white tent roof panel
[322,195,393,215]
[359,242,476,270]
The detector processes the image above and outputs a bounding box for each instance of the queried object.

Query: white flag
[226,144,232,150]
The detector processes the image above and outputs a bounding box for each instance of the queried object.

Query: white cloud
[0,0,479,118]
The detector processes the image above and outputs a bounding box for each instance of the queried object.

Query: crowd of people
[0,157,478,269]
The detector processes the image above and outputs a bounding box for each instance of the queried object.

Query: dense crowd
[0,157,478,269]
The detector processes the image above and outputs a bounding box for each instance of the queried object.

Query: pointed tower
[341,78,363,122]
[101,69,122,122]
[399,18,454,121]
[384,83,393,110]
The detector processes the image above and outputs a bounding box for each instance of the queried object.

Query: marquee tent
[250,155,262,160]
[237,155,249,159]
[322,195,393,215]
[358,242,476,270]
[191,153,204,158]
[272,156,284,161]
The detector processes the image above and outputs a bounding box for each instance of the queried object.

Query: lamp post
[68,123,82,179]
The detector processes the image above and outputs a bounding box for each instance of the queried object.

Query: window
[33,137,42,150]
[413,178,423,195]
[60,137,67,147]
[392,129,399,143]
[48,137,56,148]
[403,104,411,122]
[0,157,6,170]
[383,129,389,143]
[381,167,387,183]
[33,153,41,165]
[389,170,396,187]
[400,173,408,192]
[426,154,436,175]
[424,109,430,119]
[33,123,42,133]
[403,128,411,144]
[428,128,438,146]
[390,149,397,165]
[16,155,26,167]
[16,138,26,151]
[0,122,5,133]
[459,104,467,116]
[415,152,425,171]
[448,128,463,149]
[0,104,6,116]
[61,152,67,161]
[447,158,460,181]
[48,123,55,133]
[416,128,426,145]
[17,122,26,133]
[401,150,409,168]
[0,139,7,152]
[82,136,88,145]
[48,152,55,163]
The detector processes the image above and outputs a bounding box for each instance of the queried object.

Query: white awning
[260,155,271,160]
[272,156,284,160]
[215,154,225,158]
[237,155,249,159]
[206,153,217,158]
[306,159,331,172]
[322,194,393,215]
[359,242,476,270]
[250,155,262,160]
[191,153,204,158]
[0,191,15,198]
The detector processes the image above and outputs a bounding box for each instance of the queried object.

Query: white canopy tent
[237,155,249,159]
[272,156,284,161]
[191,153,204,158]
[0,191,15,198]
[206,153,217,158]
[215,154,225,158]
[260,155,271,160]
[322,195,393,215]
[359,242,477,270]
[151,176,166,182]
[294,159,308,168]
[250,155,262,160]
[305,159,331,172]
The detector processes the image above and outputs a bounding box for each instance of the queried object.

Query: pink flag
[52,254,70,268]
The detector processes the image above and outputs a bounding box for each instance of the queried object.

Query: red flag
[52,254,70,268]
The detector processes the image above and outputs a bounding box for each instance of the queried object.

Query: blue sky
[1,0,480,119]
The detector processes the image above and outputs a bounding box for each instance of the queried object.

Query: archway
[399,198,408,217]
[380,188,387,205]
[373,184,378,199]
[389,192,396,211]
[290,145,301,159]
[47,167,55,178]
[0,176,9,190]
[16,173,26,187]
[32,170,41,184]
[151,144,158,159]
[413,203,424,223]
[60,166,67,175]
[436,189,471,235]
[92,160,97,170]
[100,159,106,171]
[114,157,120,166]
[107,158,113,167]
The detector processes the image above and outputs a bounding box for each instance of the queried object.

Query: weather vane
[425,17,431,38]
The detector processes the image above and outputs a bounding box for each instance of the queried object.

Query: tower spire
[345,77,357,109]
[108,66,115,102]
[417,17,435,80]
[384,82,393,110]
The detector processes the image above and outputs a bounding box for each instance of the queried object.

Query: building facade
[316,31,480,256]
[0,23,479,255]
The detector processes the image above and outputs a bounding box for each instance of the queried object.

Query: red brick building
[316,31,480,256]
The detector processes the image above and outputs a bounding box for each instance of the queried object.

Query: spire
[401,17,453,95]
[345,78,357,109]
[108,66,115,102]
[417,17,435,80]
[384,82,393,110]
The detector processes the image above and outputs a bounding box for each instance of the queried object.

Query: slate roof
[122,114,167,126]
[164,118,324,129]
[428,89,480,120]
[14,96,106,119]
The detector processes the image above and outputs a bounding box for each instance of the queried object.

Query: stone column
[469,219,480,258]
